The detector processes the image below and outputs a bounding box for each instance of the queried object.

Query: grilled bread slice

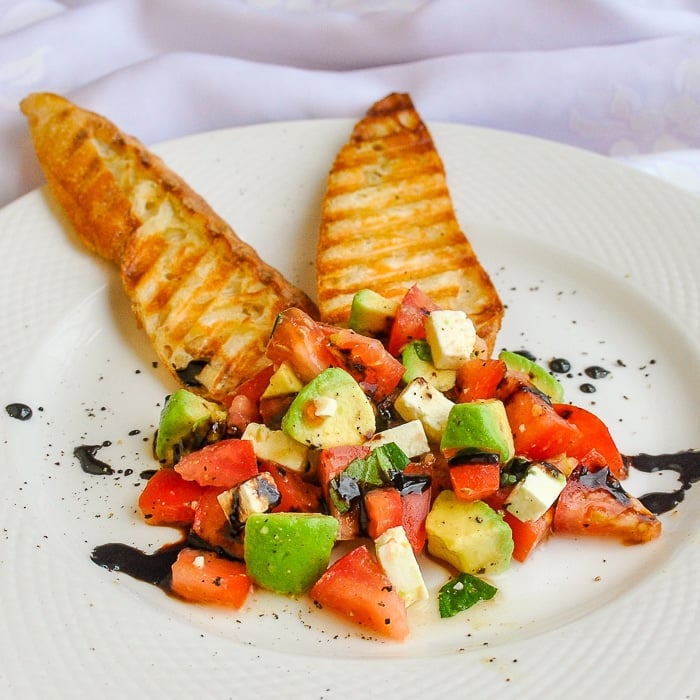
[21,92,318,403]
[316,92,503,354]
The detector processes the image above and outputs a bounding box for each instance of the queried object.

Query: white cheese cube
[366,420,430,458]
[425,309,476,370]
[234,472,281,523]
[394,377,454,443]
[506,462,567,522]
[311,396,337,418]
[242,422,309,472]
[375,526,428,607]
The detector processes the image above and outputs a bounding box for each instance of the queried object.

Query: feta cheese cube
[425,309,476,370]
[366,420,430,458]
[311,396,337,418]
[231,472,281,523]
[242,422,309,472]
[375,526,428,607]
[394,377,454,443]
[506,462,566,522]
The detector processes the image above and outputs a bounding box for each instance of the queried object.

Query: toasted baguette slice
[21,92,317,403]
[316,93,503,354]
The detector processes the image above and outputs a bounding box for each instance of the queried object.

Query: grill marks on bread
[317,93,503,354]
[21,92,317,403]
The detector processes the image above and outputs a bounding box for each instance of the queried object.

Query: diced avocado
[440,399,515,464]
[348,289,398,337]
[241,422,309,472]
[261,361,304,399]
[394,377,454,443]
[426,491,514,575]
[505,461,566,522]
[401,340,456,392]
[375,525,428,607]
[244,512,339,595]
[281,368,376,449]
[425,309,477,370]
[499,350,564,402]
[155,388,226,466]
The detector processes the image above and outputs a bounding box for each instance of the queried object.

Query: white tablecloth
[1,0,700,207]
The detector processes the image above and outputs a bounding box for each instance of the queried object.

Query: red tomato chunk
[174,438,258,489]
[387,285,440,356]
[364,487,403,540]
[553,465,661,545]
[456,358,507,403]
[138,468,203,527]
[505,387,582,461]
[327,328,405,401]
[310,545,409,640]
[553,403,627,479]
[170,548,251,608]
[449,462,501,502]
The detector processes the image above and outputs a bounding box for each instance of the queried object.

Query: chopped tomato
[553,404,627,479]
[495,368,535,402]
[401,488,431,555]
[191,486,244,559]
[387,285,440,356]
[553,464,661,544]
[138,468,203,527]
[226,394,260,436]
[504,507,553,562]
[364,487,403,539]
[259,394,295,430]
[225,364,275,409]
[317,445,371,540]
[449,461,501,501]
[262,461,323,513]
[309,544,409,640]
[174,438,258,489]
[427,452,453,497]
[327,328,405,401]
[265,308,334,383]
[482,486,511,511]
[170,548,251,608]
[224,364,275,433]
[456,358,507,403]
[483,486,553,561]
[505,387,582,461]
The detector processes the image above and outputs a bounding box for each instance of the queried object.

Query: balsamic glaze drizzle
[625,451,700,515]
[73,442,114,475]
[5,403,32,420]
[91,540,184,588]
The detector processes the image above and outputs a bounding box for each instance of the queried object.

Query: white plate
[1,120,699,699]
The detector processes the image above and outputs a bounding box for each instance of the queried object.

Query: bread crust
[21,92,318,403]
[316,92,503,354]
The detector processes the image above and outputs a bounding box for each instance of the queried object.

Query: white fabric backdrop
[1,0,700,208]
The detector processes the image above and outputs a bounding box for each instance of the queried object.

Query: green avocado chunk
[348,289,398,337]
[440,399,515,464]
[499,350,564,402]
[401,340,456,392]
[244,512,339,595]
[426,491,514,575]
[281,367,376,449]
[154,389,226,466]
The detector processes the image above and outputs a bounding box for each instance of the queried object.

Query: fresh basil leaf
[438,572,498,618]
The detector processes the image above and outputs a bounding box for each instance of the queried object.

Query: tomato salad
[137,285,661,641]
